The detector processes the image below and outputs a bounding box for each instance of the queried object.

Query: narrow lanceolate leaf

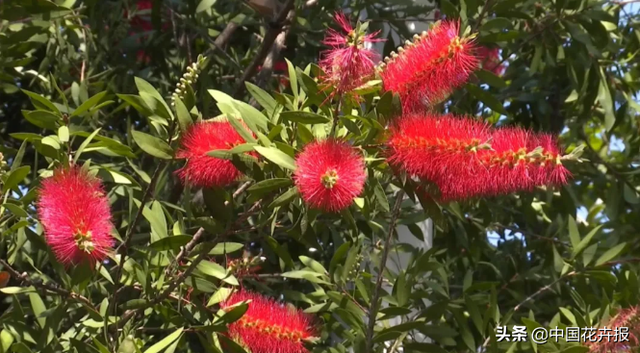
[71,91,107,117]
[131,130,173,159]
[595,243,626,267]
[280,111,330,124]
[254,146,297,170]
[142,328,183,353]
[74,128,102,163]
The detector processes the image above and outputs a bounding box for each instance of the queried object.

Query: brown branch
[364,190,405,352]
[116,200,263,328]
[232,0,296,98]
[214,22,239,48]
[0,259,96,311]
[255,8,296,87]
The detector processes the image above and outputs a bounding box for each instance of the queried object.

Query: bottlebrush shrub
[378,20,477,112]
[0,9,591,353]
[36,166,114,266]
[293,139,366,212]
[176,120,256,188]
[319,12,381,97]
[221,291,317,353]
[387,114,571,201]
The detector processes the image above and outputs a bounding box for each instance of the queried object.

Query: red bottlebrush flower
[319,12,382,96]
[378,20,478,112]
[476,46,505,76]
[293,139,366,212]
[221,290,317,353]
[36,166,115,266]
[387,114,571,201]
[176,121,254,188]
[587,306,640,353]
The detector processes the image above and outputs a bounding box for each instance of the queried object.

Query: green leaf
[74,128,102,163]
[71,91,107,117]
[197,261,238,285]
[209,90,267,133]
[149,235,192,251]
[143,200,168,242]
[0,287,36,294]
[466,84,508,114]
[3,166,30,191]
[58,126,69,143]
[22,90,61,116]
[248,178,292,195]
[131,130,173,159]
[475,69,507,88]
[134,77,164,107]
[195,0,216,13]
[220,301,249,324]
[280,111,330,124]
[373,180,390,212]
[142,328,183,353]
[568,216,580,249]
[572,225,602,258]
[299,256,327,274]
[269,187,299,208]
[173,98,193,132]
[24,110,59,130]
[595,243,626,267]
[28,292,47,329]
[207,287,233,307]
[597,69,615,131]
[246,82,278,115]
[254,146,296,170]
[285,58,298,103]
[481,17,512,32]
[209,242,244,255]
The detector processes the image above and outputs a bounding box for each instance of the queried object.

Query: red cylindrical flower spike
[476,46,505,76]
[387,114,571,201]
[378,20,478,112]
[587,306,640,353]
[221,291,317,353]
[319,12,382,95]
[293,139,366,212]
[176,121,254,188]
[37,166,115,266]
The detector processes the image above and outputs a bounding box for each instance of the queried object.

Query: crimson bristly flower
[319,12,382,96]
[221,290,316,353]
[378,20,478,112]
[176,121,254,188]
[587,306,640,352]
[293,139,366,212]
[476,46,505,76]
[387,114,571,201]
[37,166,115,266]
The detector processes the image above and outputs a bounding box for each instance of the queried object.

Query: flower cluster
[294,139,366,212]
[387,114,570,201]
[221,291,316,353]
[477,46,506,76]
[378,20,478,112]
[171,55,207,107]
[37,166,114,266]
[176,120,254,188]
[319,12,381,97]
[587,306,640,353]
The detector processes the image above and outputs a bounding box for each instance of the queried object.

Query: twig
[473,0,494,32]
[480,271,577,350]
[330,100,342,136]
[232,0,296,98]
[0,259,96,310]
[364,190,405,352]
[163,180,253,277]
[115,201,263,328]
[255,7,296,87]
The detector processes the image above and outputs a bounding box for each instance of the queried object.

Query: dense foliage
[1,0,640,353]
